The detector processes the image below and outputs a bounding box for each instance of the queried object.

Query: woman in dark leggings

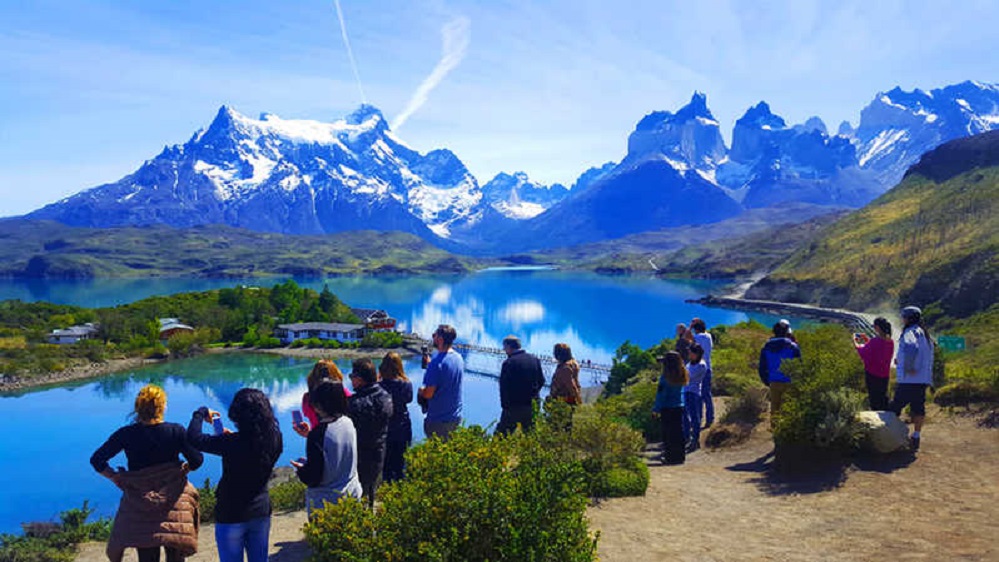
[854,317,894,411]
[652,351,689,465]
[91,384,203,562]
[188,389,283,562]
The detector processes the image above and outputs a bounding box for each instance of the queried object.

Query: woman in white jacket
[890,306,934,451]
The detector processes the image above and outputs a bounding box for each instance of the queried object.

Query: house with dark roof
[350,308,397,332]
[47,323,99,344]
[275,322,366,344]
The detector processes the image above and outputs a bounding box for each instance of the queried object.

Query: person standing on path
[890,306,934,451]
[187,389,283,562]
[548,342,582,406]
[496,335,546,435]
[683,343,708,453]
[758,322,801,425]
[293,381,362,516]
[378,352,413,483]
[91,384,203,562]
[690,318,715,427]
[347,358,393,507]
[653,351,688,465]
[854,317,894,411]
[418,324,464,441]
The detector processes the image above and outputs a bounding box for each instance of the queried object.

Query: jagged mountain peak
[737,102,786,130]
[628,92,726,170]
[346,103,387,126]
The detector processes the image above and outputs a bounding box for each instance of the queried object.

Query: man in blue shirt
[758,321,801,426]
[419,324,464,441]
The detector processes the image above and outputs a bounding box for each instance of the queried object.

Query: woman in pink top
[854,317,894,411]
[294,360,352,437]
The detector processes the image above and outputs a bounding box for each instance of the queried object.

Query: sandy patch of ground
[589,406,999,562]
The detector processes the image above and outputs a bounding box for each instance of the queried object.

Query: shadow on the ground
[850,450,916,473]
[726,448,848,496]
[269,540,309,562]
[726,447,918,496]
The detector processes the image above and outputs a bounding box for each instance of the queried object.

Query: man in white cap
[890,306,934,451]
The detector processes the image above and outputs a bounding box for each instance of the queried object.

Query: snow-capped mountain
[481,172,569,219]
[721,101,880,208]
[625,92,727,182]
[29,104,483,240]
[853,81,999,186]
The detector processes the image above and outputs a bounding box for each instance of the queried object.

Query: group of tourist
[653,307,935,467]
[90,323,584,561]
[653,318,716,465]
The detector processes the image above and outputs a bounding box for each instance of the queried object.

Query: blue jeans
[215,516,270,562]
[684,392,702,444]
[701,369,714,425]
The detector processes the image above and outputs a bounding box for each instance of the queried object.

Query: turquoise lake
[0,271,788,532]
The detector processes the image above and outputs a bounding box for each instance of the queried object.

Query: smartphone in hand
[211,413,225,436]
[292,410,304,426]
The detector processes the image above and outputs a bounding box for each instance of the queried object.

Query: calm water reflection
[0,271,788,532]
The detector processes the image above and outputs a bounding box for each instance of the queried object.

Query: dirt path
[76,408,998,562]
[589,408,999,562]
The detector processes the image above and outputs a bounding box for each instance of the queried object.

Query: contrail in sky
[333,0,367,103]
[391,16,470,131]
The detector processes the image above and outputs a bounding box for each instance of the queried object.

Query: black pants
[495,405,535,435]
[865,372,890,411]
[357,446,386,507]
[383,438,409,483]
[659,407,686,465]
[137,547,184,562]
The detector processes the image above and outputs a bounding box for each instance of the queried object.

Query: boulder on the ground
[855,410,909,453]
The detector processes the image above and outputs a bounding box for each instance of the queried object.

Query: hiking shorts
[891,383,928,417]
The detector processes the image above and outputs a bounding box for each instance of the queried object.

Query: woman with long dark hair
[652,351,688,466]
[549,343,582,406]
[378,352,413,483]
[188,389,283,562]
[91,384,202,562]
[854,317,894,411]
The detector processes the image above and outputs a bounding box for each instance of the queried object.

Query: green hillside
[747,131,999,318]
[0,220,489,278]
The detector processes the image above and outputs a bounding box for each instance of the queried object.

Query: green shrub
[772,325,867,452]
[720,387,768,426]
[361,331,403,348]
[603,341,658,397]
[269,480,306,512]
[0,502,110,562]
[304,426,599,562]
[595,373,659,441]
[197,478,216,523]
[587,456,649,498]
[256,337,283,349]
[933,381,999,407]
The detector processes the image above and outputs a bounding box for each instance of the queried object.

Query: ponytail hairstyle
[228,388,283,472]
[662,351,689,386]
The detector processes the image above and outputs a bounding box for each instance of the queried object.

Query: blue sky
[1,0,998,216]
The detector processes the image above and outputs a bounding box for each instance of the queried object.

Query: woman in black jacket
[188,388,282,562]
[378,352,413,483]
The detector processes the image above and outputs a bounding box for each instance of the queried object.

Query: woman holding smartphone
[188,389,283,562]
[91,384,202,562]
[854,317,894,411]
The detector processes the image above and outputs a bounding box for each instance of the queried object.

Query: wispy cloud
[391,16,470,131]
[332,0,367,103]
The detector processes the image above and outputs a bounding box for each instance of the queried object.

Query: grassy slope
[748,167,998,314]
[0,220,491,277]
